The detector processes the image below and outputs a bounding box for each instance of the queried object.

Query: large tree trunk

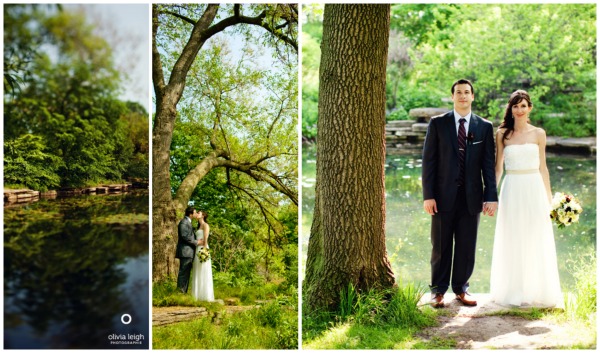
[152,95,180,280]
[304,4,395,311]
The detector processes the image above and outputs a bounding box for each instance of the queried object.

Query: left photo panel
[4,4,150,349]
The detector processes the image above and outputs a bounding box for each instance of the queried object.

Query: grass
[304,250,597,350]
[303,282,438,349]
[152,276,298,349]
[563,250,596,325]
[412,336,457,349]
[153,300,298,349]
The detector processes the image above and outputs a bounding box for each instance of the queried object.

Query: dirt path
[417,293,595,349]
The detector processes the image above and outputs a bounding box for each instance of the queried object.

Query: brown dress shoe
[455,292,477,306]
[430,293,445,308]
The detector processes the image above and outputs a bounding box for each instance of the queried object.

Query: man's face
[192,210,199,219]
[452,84,474,110]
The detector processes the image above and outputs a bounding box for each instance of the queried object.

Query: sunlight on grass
[304,323,353,349]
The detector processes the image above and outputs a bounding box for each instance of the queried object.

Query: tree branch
[152,5,166,99]
[203,8,298,52]
[219,159,298,205]
[164,10,196,26]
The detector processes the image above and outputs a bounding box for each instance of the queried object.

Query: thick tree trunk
[304,4,395,311]
[152,98,180,280]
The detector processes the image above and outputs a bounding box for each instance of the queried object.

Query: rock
[225,298,240,306]
[152,306,208,326]
[546,136,559,146]
[556,137,595,148]
[409,108,448,120]
[412,123,429,133]
[40,190,57,199]
[387,120,415,128]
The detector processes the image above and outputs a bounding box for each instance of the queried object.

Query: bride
[490,90,563,308]
[191,210,214,302]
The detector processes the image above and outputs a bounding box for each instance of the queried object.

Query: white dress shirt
[453,110,472,135]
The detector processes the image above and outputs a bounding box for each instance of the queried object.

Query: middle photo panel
[151,3,299,350]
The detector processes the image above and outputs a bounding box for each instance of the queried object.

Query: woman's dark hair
[451,78,475,95]
[499,90,532,143]
[200,210,208,222]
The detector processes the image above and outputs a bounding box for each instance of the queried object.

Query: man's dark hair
[185,206,196,217]
[451,79,475,95]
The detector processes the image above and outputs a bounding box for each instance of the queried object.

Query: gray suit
[176,217,196,293]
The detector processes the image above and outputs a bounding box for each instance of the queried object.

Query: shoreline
[4,181,149,207]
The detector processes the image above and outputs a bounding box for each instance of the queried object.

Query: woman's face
[511,99,532,119]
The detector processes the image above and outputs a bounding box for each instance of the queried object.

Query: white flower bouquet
[197,247,211,263]
[550,192,583,229]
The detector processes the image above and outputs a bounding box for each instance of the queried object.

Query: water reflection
[302,147,596,292]
[4,192,149,349]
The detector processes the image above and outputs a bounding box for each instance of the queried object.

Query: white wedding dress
[191,229,214,302]
[490,143,563,308]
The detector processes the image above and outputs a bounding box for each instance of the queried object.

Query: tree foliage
[152,3,298,282]
[4,5,149,189]
[302,4,596,138]
[4,134,62,191]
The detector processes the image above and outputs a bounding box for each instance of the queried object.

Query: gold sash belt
[505,169,538,175]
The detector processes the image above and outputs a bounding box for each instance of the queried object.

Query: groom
[176,206,202,293]
[422,79,498,308]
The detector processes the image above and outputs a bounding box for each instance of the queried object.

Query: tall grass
[564,250,596,324]
[303,281,436,348]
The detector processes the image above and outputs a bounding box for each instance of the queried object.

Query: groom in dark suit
[422,79,498,308]
[176,206,202,293]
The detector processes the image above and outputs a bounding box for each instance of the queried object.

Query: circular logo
[121,314,132,325]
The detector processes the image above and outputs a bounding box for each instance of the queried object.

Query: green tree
[399,4,596,135]
[4,6,149,188]
[152,4,298,280]
[4,134,62,191]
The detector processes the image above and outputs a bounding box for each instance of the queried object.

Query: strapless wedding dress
[490,143,563,308]
[191,229,214,302]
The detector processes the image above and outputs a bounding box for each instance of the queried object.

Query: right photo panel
[151,3,298,350]
[301,3,596,349]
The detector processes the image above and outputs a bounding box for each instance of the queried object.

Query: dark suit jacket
[175,217,197,259]
[422,111,498,215]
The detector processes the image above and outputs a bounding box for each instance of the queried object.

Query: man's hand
[424,199,438,216]
[483,202,498,216]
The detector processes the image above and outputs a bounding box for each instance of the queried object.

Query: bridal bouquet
[197,247,211,263]
[550,192,583,229]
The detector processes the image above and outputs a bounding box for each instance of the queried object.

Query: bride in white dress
[490,90,563,308]
[191,210,214,302]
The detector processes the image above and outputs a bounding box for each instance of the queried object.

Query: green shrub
[4,134,62,191]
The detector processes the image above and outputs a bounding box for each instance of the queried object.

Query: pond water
[301,146,596,293]
[4,191,149,349]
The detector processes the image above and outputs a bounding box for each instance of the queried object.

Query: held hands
[483,202,498,216]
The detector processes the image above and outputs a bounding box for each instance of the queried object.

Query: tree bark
[304,4,395,311]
